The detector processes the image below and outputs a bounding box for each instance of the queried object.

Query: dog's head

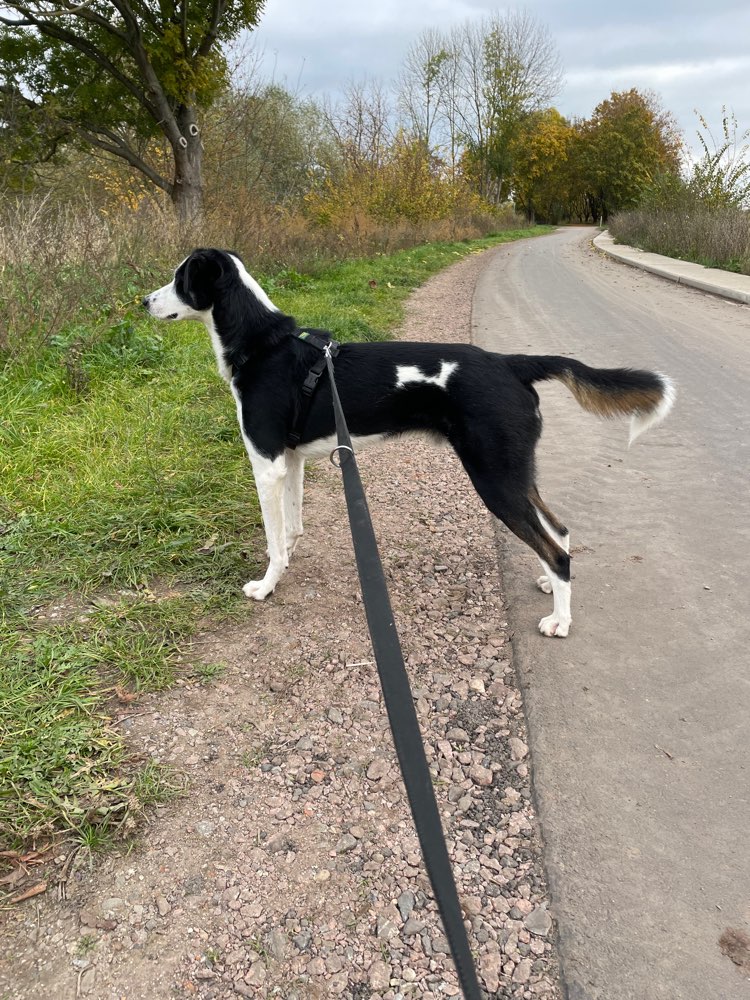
[142,248,235,321]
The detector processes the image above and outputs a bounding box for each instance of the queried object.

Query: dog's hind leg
[530,486,569,596]
[460,463,572,636]
[508,506,571,637]
[508,504,572,637]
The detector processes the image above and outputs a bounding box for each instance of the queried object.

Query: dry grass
[610,204,750,275]
[0,194,520,355]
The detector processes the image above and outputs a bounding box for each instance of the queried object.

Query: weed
[193,661,227,684]
[131,761,184,807]
[246,934,269,960]
[75,823,115,854]
[241,744,271,769]
[76,934,98,956]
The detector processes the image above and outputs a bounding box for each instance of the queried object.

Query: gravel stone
[396,890,415,921]
[525,905,553,937]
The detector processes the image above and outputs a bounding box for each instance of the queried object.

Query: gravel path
[0,248,564,1000]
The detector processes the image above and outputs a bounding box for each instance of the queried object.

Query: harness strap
[287,330,340,449]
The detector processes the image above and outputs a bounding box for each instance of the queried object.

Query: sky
[248,0,750,157]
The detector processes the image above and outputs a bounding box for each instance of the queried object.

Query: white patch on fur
[295,432,389,461]
[536,509,570,554]
[206,314,233,382]
[396,360,458,391]
[228,254,279,313]
[143,277,203,323]
[283,450,305,557]
[629,373,677,445]
[535,507,569,595]
[295,428,447,462]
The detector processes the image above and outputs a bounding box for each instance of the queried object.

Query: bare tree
[397,28,451,149]
[322,77,393,170]
[450,11,563,201]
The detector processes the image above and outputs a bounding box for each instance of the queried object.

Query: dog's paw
[536,574,553,594]
[538,614,570,637]
[243,580,274,601]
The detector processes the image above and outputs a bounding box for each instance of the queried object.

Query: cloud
[248,0,750,150]
[566,56,750,89]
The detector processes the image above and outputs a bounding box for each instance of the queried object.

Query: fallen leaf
[115,686,138,704]
[719,928,750,972]
[9,881,47,904]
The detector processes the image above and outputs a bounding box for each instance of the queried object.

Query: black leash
[323,346,483,1000]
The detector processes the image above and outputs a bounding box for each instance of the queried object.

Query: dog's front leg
[244,453,289,600]
[283,450,305,558]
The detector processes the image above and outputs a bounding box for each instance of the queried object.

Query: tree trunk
[172,104,203,223]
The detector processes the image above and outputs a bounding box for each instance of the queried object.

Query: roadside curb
[593,230,750,305]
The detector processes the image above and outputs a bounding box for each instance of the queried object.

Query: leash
[323,346,483,1000]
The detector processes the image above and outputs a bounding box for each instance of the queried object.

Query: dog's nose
[141,296,150,309]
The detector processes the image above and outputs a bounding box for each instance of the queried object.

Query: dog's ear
[183,249,223,308]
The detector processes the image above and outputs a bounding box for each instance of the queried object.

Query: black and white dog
[143,248,674,637]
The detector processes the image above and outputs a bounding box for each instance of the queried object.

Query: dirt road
[473,228,750,999]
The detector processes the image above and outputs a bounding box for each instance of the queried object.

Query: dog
[143,248,675,637]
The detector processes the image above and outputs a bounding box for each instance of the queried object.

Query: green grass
[0,226,552,846]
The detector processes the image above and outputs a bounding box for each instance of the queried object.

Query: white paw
[536,575,553,594]
[538,614,571,638]
[243,579,275,601]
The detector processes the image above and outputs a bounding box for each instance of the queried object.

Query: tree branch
[196,0,225,59]
[180,0,189,54]
[76,122,172,194]
[106,0,183,146]
[2,1,128,41]
[2,8,159,118]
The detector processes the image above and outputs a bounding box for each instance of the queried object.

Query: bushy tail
[507,355,676,445]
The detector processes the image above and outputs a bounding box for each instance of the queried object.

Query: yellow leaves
[307,137,481,229]
[87,140,171,212]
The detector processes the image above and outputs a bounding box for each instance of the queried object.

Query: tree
[509,108,573,223]
[397,28,451,151]
[452,11,562,203]
[202,83,332,209]
[0,0,265,219]
[574,89,682,220]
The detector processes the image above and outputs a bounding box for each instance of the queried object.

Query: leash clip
[329,445,353,468]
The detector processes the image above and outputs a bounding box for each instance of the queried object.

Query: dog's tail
[507,355,676,445]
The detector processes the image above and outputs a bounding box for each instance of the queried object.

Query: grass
[0,225,552,848]
[610,204,750,275]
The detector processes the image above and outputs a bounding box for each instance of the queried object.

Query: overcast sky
[249,0,750,156]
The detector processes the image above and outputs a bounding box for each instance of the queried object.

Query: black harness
[286,329,340,449]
